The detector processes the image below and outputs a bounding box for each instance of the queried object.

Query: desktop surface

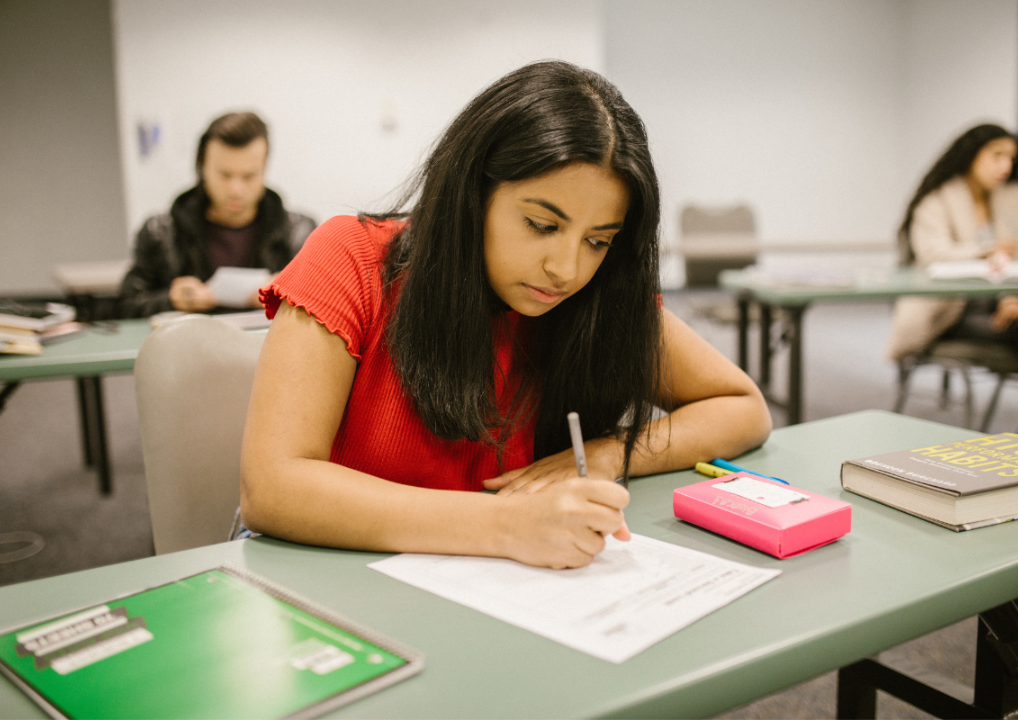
[0,320,151,382]
[719,267,1018,306]
[0,410,1015,718]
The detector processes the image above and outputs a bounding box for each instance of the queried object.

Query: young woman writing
[240,61,771,569]
[888,124,1018,360]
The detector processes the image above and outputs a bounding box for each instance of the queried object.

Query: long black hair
[898,123,1014,265]
[376,60,661,480]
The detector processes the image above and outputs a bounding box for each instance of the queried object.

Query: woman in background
[888,123,1018,361]
[240,61,771,569]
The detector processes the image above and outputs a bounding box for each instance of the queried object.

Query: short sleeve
[261,215,387,360]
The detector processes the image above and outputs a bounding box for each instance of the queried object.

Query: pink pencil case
[672,472,851,558]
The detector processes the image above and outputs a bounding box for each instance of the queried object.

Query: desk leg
[835,603,1018,720]
[759,304,773,390]
[76,378,94,467]
[836,662,878,719]
[837,659,983,719]
[0,382,20,413]
[737,295,749,372]
[783,306,806,425]
[974,602,1018,717]
[79,376,112,495]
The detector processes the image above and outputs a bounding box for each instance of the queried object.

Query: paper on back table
[368,533,779,663]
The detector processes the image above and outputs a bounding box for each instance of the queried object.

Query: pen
[710,458,790,485]
[567,412,588,477]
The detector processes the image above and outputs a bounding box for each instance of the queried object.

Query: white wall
[901,0,1018,194]
[91,0,1018,290]
[605,0,908,245]
[112,0,604,237]
[605,0,1018,285]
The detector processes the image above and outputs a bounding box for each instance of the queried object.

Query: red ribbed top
[262,215,536,491]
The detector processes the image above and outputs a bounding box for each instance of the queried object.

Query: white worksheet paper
[368,533,780,663]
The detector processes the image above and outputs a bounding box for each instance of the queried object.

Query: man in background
[119,112,316,317]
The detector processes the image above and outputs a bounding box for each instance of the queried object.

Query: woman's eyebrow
[522,198,569,221]
[521,199,624,230]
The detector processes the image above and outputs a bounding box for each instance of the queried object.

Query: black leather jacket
[119,185,316,317]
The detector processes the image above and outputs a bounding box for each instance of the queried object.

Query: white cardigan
[886,177,1018,361]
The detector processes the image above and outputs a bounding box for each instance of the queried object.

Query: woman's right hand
[494,479,630,569]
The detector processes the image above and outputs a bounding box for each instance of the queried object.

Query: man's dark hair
[898,123,1015,265]
[195,112,269,175]
[376,60,662,480]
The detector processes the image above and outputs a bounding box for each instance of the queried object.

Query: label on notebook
[713,477,809,508]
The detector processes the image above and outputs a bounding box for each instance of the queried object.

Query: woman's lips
[524,284,566,304]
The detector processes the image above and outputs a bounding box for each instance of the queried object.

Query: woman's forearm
[241,457,506,555]
[240,453,630,569]
[588,391,772,479]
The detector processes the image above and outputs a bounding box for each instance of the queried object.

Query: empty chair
[135,315,266,554]
[895,339,1018,431]
[679,204,757,287]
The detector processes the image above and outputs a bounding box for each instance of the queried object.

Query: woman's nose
[543,234,581,285]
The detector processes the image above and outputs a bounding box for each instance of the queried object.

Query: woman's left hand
[483,438,624,497]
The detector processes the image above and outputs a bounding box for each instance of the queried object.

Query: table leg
[783,306,806,425]
[837,658,983,719]
[759,304,773,390]
[737,295,749,372]
[0,382,20,413]
[836,662,877,719]
[76,377,94,467]
[974,602,1018,717]
[78,376,112,495]
[5,378,111,494]
[835,602,1018,719]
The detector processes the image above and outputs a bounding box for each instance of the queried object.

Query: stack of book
[841,432,1018,531]
[0,302,80,355]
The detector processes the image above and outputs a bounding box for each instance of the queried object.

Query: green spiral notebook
[0,565,423,719]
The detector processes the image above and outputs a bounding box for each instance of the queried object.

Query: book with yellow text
[841,432,1018,530]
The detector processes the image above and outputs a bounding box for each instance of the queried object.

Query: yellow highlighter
[694,461,733,479]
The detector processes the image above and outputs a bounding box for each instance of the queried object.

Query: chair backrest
[680,204,756,235]
[135,315,266,554]
[679,204,757,287]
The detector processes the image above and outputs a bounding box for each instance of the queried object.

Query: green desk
[0,320,151,494]
[719,268,1018,425]
[1,410,1017,718]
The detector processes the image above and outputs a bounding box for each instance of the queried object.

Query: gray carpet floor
[3,289,1017,717]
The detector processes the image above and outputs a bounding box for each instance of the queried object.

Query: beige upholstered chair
[135,315,266,554]
[895,339,1018,431]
